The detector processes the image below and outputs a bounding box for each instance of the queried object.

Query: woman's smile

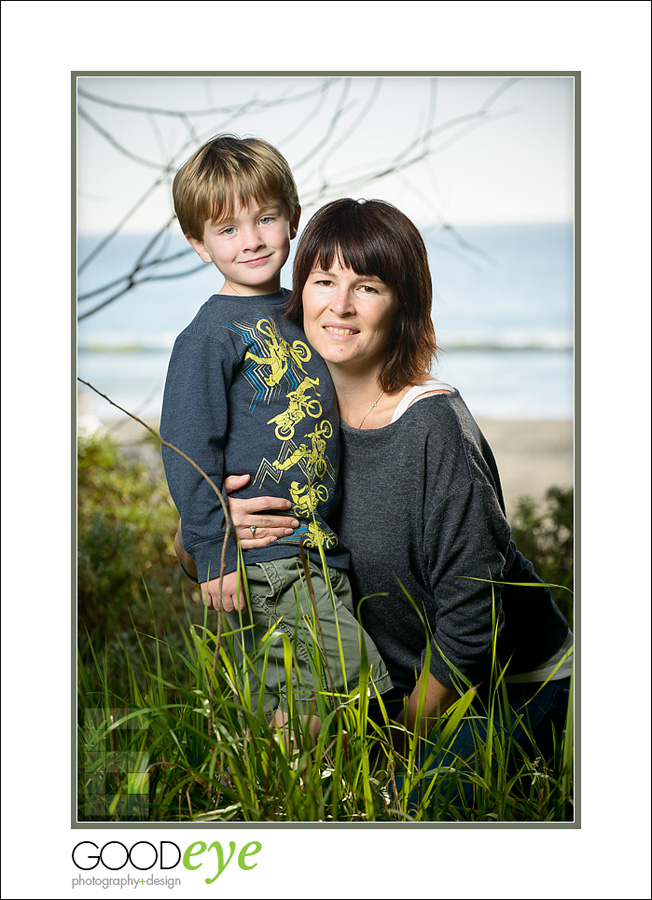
[324,324,360,337]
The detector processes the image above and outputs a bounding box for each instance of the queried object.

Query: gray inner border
[71,69,580,831]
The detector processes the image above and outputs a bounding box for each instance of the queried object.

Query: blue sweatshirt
[160,289,349,582]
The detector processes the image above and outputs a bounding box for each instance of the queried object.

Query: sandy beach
[97,416,574,520]
[477,419,574,517]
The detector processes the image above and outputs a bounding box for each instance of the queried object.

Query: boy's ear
[289,205,301,240]
[185,234,213,264]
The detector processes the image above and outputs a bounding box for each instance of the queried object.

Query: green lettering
[238,841,262,871]
[182,842,206,871]
[204,841,237,885]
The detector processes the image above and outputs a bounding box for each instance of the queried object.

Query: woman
[227,198,572,768]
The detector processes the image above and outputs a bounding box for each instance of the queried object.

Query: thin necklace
[358,389,384,429]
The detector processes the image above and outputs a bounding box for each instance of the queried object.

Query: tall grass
[78,567,574,823]
[77,429,573,823]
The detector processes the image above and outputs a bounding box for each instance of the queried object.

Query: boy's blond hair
[173,134,299,241]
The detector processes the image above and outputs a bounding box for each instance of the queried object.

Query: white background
[2,2,651,898]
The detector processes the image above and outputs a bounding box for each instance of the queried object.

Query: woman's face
[301,258,398,372]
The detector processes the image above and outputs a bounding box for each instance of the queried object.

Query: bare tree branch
[79,247,195,301]
[78,79,340,118]
[78,185,172,274]
[316,78,384,187]
[277,79,335,147]
[77,76,521,323]
[306,101,519,205]
[79,106,171,171]
[293,79,355,171]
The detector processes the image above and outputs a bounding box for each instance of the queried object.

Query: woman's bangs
[315,233,391,283]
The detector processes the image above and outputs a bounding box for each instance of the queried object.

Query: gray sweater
[160,289,349,582]
[337,391,569,690]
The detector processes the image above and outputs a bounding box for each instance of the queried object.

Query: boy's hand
[224,474,299,548]
[200,571,245,613]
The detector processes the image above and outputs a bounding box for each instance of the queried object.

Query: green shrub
[77,431,205,696]
[78,432,181,629]
[510,486,573,625]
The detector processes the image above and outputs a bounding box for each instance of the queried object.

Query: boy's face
[187,199,300,296]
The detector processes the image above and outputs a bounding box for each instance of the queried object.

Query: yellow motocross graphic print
[226,317,338,551]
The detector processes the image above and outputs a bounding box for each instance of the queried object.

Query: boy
[160,135,392,715]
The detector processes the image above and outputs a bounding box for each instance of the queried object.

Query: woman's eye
[360,284,379,293]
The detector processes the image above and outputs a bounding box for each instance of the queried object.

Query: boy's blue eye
[221,227,236,235]
[259,215,274,225]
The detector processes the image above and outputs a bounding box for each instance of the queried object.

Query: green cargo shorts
[223,557,393,714]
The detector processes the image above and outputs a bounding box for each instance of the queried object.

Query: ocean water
[77,222,573,423]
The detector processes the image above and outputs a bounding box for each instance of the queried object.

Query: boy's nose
[241,227,265,251]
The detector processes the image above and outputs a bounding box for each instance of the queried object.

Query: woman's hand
[391,671,460,755]
[224,474,299,549]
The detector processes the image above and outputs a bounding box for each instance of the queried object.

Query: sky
[75,73,576,423]
[77,74,574,237]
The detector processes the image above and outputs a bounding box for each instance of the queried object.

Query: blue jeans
[390,677,571,818]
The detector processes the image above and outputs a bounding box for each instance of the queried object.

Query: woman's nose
[330,286,355,315]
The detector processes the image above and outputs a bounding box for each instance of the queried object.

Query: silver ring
[249,525,257,537]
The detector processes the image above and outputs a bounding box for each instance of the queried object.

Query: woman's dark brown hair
[285,198,439,393]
